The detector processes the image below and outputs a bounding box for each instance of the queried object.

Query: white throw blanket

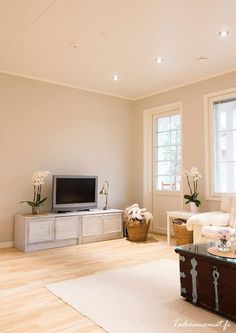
[124,203,153,222]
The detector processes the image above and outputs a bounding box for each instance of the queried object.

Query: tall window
[214,98,236,193]
[155,113,181,191]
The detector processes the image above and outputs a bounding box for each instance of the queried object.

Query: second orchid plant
[183,167,202,207]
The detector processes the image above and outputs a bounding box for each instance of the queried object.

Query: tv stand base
[14,209,123,252]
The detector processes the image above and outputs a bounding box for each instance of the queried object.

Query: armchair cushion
[229,196,236,227]
[201,226,235,240]
[186,212,230,231]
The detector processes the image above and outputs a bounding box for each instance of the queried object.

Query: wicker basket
[173,221,193,245]
[126,220,150,242]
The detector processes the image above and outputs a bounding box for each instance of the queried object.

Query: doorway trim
[143,101,183,231]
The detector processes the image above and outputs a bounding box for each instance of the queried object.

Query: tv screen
[53,176,97,212]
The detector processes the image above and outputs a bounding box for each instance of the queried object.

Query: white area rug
[46,260,235,333]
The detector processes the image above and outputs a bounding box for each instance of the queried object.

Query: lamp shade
[99,181,109,195]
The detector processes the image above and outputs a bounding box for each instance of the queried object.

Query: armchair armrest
[186,212,230,231]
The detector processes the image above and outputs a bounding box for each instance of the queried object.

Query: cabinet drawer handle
[212,266,220,312]
[190,257,198,304]
[180,272,186,278]
[181,287,187,294]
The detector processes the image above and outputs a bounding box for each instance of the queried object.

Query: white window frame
[204,87,236,200]
[143,102,183,213]
[153,111,181,194]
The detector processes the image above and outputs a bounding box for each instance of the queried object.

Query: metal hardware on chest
[181,287,187,294]
[179,255,186,262]
[212,266,220,312]
[180,272,186,278]
[190,257,198,303]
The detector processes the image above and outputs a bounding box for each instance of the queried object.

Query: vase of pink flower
[217,230,232,252]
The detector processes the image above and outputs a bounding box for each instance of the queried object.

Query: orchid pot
[190,202,199,214]
[32,206,40,215]
[183,167,202,213]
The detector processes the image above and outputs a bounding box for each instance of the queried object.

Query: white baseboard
[0,241,13,248]
[152,227,174,236]
[153,227,167,235]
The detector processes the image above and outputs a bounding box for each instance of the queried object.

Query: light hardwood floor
[0,234,177,333]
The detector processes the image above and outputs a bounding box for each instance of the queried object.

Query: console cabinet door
[55,216,78,240]
[28,218,54,244]
[103,214,122,239]
[82,215,103,243]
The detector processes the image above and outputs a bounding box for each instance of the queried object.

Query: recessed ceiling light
[112,73,120,81]
[70,41,79,50]
[198,56,208,63]
[219,30,229,37]
[155,57,164,64]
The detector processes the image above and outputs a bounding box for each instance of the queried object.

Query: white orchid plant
[183,167,202,207]
[21,170,50,209]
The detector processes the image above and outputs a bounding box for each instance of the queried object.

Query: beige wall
[0,73,139,243]
[135,71,236,230]
[1,70,236,243]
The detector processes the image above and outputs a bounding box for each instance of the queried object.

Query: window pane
[215,131,236,162]
[215,162,236,193]
[157,132,170,146]
[157,161,171,176]
[171,130,181,145]
[171,176,181,191]
[171,145,181,161]
[156,176,171,190]
[214,98,236,193]
[157,147,170,161]
[233,109,236,129]
[215,100,236,131]
[171,161,181,175]
[217,110,227,130]
[171,115,180,130]
[157,117,170,132]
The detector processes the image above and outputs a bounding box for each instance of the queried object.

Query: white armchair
[186,196,236,243]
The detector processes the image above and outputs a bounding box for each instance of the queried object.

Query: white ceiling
[0,0,236,100]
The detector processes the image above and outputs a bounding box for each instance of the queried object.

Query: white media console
[14,209,123,252]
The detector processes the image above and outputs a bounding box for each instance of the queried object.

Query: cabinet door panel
[219,285,236,317]
[28,219,54,244]
[103,214,122,235]
[197,277,215,309]
[218,264,236,289]
[82,215,103,243]
[55,217,78,240]
[82,215,103,236]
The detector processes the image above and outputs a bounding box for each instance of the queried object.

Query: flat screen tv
[52,175,98,212]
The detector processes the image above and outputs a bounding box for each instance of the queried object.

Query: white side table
[166,210,195,246]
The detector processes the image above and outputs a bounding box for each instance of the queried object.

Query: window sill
[205,192,236,201]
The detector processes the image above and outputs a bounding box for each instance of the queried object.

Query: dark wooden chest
[175,243,236,319]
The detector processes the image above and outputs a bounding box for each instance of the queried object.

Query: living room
[1,1,236,332]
